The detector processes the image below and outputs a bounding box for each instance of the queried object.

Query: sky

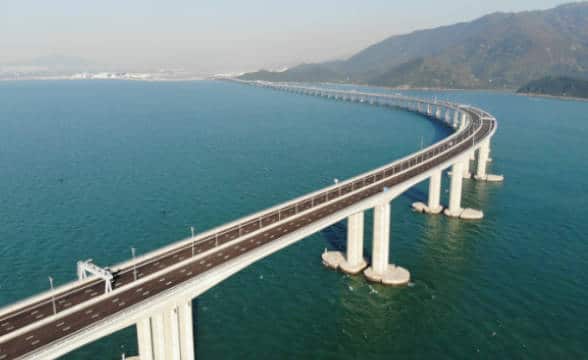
[0,0,575,75]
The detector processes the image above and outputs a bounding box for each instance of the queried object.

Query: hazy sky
[0,0,574,74]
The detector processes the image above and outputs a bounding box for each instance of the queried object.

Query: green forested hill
[240,2,588,89]
[518,76,588,98]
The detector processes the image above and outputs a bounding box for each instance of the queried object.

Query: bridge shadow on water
[401,187,427,204]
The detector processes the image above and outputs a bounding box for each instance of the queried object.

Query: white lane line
[35,314,43,319]
[159,278,166,282]
[25,335,34,340]
[62,326,71,331]
[118,302,126,307]
[91,314,100,319]
[166,281,173,285]
[143,291,150,296]
[56,322,65,327]
[187,272,193,276]
[85,309,93,315]
[31,340,40,345]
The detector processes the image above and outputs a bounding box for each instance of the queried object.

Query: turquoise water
[0,81,587,359]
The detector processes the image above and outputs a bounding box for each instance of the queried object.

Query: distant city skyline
[0,0,575,75]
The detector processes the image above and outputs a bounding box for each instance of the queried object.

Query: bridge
[0,80,503,359]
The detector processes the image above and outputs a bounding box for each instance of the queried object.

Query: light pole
[48,276,56,315]
[131,247,137,281]
[191,226,196,257]
[334,178,340,196]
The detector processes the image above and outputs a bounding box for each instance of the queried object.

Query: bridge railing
[0,81,495,326]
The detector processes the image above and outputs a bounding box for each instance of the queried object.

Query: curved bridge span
[0,81,503,359]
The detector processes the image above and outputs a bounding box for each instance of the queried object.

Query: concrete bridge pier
[136,301,195,360]
[340,212,367,274]
[475,140,504,182]
[460,112,468,130]
[444,160,484,220]
[364,202,410,286]
[463,156,472,179]
[322,212,367,274]
[453,110,460,128]
[412,169,443,215]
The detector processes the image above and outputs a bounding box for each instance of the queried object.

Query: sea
[0,80,587,359]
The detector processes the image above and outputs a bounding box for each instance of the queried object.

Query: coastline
[515,91,588,103]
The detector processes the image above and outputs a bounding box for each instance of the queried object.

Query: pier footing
[444,208,484,220]
[364,265,410,286]
[475,174,504,182]
[322,251,345,270]
[321,251,367,274]
[411,202,443,215]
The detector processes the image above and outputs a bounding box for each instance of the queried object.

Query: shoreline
[515,91,588,103]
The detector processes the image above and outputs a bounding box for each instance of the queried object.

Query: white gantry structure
[0,80,503,360]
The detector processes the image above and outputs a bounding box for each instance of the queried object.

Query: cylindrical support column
[179,301,196,360]
[151,312,166,360]
[428,170,442,213]
[164,307,181,360]
[446,161,464,217]
[371,202,390,275]
[453,111,460,128]
[460,112,468,130]
[346,212,365,267]
[137,318,154,360]
[476,141,490,179]
[463,157,471,179]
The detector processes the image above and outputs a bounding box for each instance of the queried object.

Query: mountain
[240,2,588,89]
[518,76,588,99]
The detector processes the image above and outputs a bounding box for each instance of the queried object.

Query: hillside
[517,76,588,99]
[240,2,588,89]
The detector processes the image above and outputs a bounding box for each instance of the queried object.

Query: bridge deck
[0,83,495,359]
